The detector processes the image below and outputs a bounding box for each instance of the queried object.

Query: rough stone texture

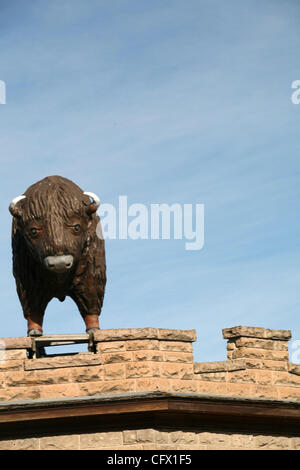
[40,435,79,450]
[0,360,24,371]
[0,428,297,450]
[132,350,163,362]
[222,326,291,341]
[289,363,300,376]
[78,379,133,395]
[3,350,28,360]
[0,438,40,450]
[194,360,246,374]
[228,348,289,362]
[1,337,32,349]
[94,328,196,343]
[24,353,102,370]
[234,337,289,351]
[126,340,159,351]
[80,431,123,449]
[159,341,193,352]
[0,326,299,450]
[241,358,289,371]
[163,352,194,363]
[0,326,299,402]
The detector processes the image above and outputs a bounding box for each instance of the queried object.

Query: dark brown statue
[9,175,106,336]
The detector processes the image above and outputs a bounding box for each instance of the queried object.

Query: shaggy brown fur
[10,175,106,335]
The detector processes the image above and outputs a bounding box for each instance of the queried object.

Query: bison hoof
[86,328,100,334]
[28,329,43,337]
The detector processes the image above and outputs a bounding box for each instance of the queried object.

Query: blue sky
[0,0,299,362]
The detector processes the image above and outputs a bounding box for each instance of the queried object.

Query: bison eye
[30,228,39,237]
[73,224,81,232]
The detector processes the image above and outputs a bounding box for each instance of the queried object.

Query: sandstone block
[163,352,194,363]
[160,363,194,379]
[126,362,160,378]
[96,341,126,353]
[226,369,256,384]
[229,347,289,361]
[38,383,79,399]
[123,430,137,445]
[194,359,245,374]
[277,386,300,400]
[132,350,163,362]
[80,432,122,449]
[198,431,231,447]
[155,431,170,444]
[157,329,196,342]
[234,337,289,351]
[1,337,32,349]
[126,340,159,351]
[272,371,300,387]
[159,341,193,352]
[223,326,291,341]
[78,379,133,396]
[195,372,227,382]
[103,363,126,380]
[3,370,26,387]
[4,369,72,387]
[226,340,236,350]
[2,349,28,360]
[251,384,279,400]
[70,365,103,383]
[135,378,171,392]
[94,328,158,342]
[40,435,79,450]
[242,358,288,371]
[2,385,40,401]
[254,435,292,450]
[136,429,156,443]
[24,353,102,370]
[0,438,39,450]
[94,328,196,343]
[0,360,24,371]
[169,430,198,444]
[289,363,300,376]
[292,437,300,449]
[252,369,273,386]
[170,379,198,393]
[230,433,255,449]
[101,352,133,364]
[197,380,253,397]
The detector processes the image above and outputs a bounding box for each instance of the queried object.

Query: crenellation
[0,325,299,450]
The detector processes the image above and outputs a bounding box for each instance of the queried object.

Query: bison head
[9,176,100,273]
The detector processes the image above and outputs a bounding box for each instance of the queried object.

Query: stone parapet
[0,326,299,402]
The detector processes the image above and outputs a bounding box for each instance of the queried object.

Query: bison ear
[84,192,100,215]
[9,195,26,218]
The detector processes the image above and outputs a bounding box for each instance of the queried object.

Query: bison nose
[44,255,74,273]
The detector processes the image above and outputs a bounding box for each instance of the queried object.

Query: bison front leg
[16,282,50,336]
[84,313,100,333]
[27,310,46,337]
[70,290,102,334]
[70,251,106,334]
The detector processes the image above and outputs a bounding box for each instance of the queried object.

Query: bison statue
[9,175,106,337]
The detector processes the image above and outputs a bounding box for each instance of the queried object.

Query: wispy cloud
[0,0,299,360]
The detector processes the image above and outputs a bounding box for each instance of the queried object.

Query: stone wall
[0,326,299,402]
[0,428,299,450]
[0,325,299,449]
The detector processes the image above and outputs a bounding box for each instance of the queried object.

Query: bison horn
[84,192,100,213]
[9,195,26,217]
